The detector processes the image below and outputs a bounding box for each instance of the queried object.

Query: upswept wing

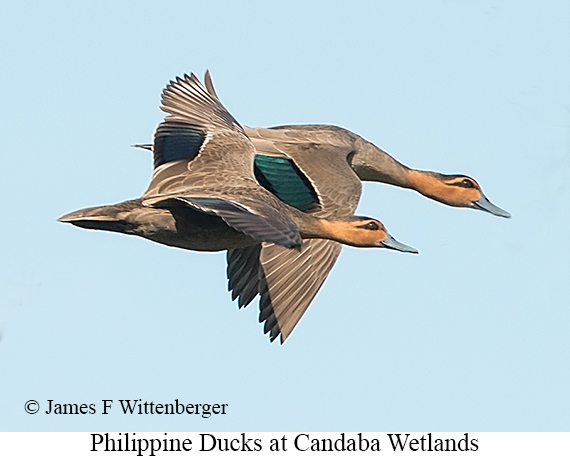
[143,73,256,203]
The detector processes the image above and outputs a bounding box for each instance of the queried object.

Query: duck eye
[364,221,379,230]
[461,179,475,188]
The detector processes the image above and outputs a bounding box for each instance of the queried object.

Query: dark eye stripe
[449,179,476,189]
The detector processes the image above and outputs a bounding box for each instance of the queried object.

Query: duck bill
[381,233,418,254]
[473,193,511,218]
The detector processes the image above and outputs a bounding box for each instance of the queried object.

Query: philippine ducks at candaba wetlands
[59,73,417,339]
[192,71,509,343]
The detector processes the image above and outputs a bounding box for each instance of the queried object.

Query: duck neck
[406,169,447,202]
[292,213,356,245]
[349,139,413,188]
[350,139,451,201]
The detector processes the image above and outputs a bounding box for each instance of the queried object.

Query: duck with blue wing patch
[59,71,417,342]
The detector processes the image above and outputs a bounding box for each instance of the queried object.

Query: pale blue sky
[0,1,568,431]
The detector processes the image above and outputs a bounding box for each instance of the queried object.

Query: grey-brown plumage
[61,71,416,344]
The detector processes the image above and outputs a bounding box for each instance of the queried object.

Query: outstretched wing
[261,239,342,343]
[227,239,342,343]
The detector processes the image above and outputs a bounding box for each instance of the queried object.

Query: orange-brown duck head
[408,171,511,218]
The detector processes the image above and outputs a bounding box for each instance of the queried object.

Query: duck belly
[138,206,260,252]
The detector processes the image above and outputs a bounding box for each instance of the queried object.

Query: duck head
[321,217,418,252]
[408,171,511,218]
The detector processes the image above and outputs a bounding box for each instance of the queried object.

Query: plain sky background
[0,1,568,432]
